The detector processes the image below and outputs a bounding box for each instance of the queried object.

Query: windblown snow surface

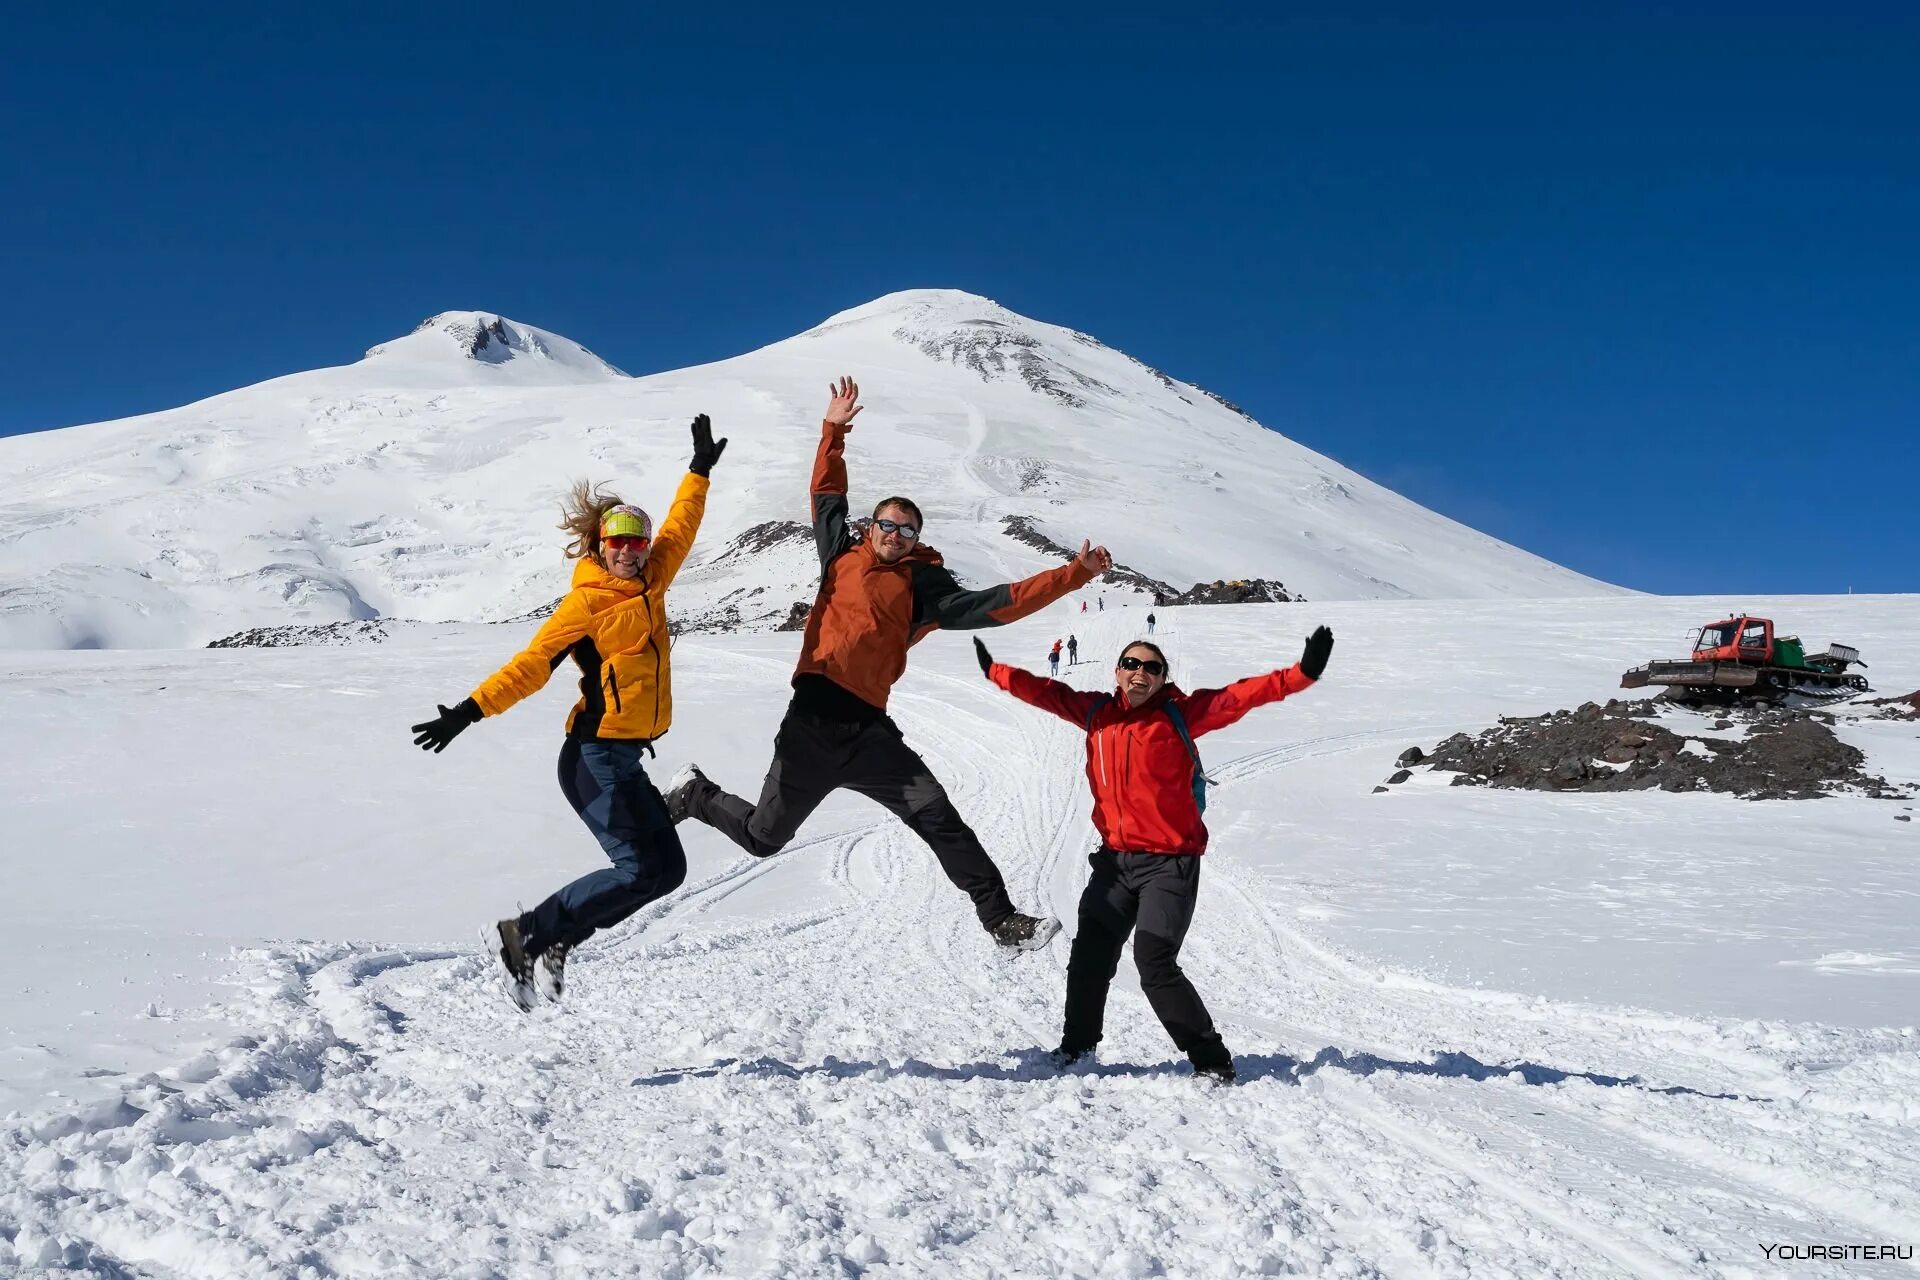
[3,593,1918,1277]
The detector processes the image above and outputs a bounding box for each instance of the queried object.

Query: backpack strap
[1082,694,1114,733]
[1160,701,1211,815]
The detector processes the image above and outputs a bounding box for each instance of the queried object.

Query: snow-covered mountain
[0,291,1624,649]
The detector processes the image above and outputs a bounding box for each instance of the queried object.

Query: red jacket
[990,663,1315,855]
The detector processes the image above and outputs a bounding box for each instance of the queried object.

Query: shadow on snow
[632,1046,1762,1102]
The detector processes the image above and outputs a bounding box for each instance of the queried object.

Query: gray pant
[683,706,1017,929]
[1062,847,1228,1069]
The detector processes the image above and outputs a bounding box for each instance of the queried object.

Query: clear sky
[4,6,1913,594]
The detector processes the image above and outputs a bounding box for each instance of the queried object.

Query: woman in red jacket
[973,627,1333,1082]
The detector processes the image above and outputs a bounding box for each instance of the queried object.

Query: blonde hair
[558,479,626,563]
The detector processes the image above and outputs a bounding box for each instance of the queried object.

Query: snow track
[5,604,1919,1276]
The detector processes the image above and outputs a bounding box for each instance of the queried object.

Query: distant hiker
[972,626,1335,1083]
[1066,634,1078,666]
[1098,595,1104,612]
[1146,612,1156,635]
[410,416,726,1011]
[668,377,1113,953]
[1081,600,1088,614]
[1049,639,1063,677]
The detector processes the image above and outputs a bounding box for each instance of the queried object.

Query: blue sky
[4,6,1913,594]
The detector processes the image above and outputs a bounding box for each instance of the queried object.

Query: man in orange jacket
[668,377,1111,951]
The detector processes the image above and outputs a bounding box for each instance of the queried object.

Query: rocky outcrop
[998,517,1301,604]
[1422,700,1909,800]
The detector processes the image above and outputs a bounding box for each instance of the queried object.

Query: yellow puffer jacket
[469,472,707,740]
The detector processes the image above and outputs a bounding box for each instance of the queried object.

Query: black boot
[989,911,1062,952]
[663,763,707,825]
[1189,1036,1236,1085]
[1049,1043,1094,1071]
[537,941,571,1002]
[487,918,538,1013]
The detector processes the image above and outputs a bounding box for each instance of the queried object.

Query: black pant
[1062,847,1229,1069]
[683,705,1017,929]
[522,738,687,955]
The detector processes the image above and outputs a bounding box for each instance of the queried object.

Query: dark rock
[1424,698,1908,801]
[1387,769,1412,785]
[776,601,813,632]
[1372,785,1390,794]
[1396,746,1426,767]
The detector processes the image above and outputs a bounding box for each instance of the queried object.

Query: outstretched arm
[1179,627,1333,735]
[466,592,596,718]
[809,376,862,568]
[974,637,1104,726]
[910,539,1111,634]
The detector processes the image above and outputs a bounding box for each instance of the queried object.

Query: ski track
[4,640,1917,1276]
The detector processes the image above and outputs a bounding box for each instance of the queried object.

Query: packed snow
[0,290,1623,651]
[3,592,1917,1276]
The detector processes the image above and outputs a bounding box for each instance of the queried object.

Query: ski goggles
[1117,656,1166,676]
[873,517,919,541]
[600,505,652,542]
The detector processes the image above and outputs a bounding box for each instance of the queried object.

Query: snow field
[2,594,1918,1275]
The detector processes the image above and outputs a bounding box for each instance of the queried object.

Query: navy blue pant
[521,739,687,955]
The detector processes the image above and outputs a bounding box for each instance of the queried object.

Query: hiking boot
[663,763,706,825]
[1190,1039,1237,1085]
[486,917,538,1013]
[537,941,571,1002]
[1049,1044,1094,1071]
[989,912,1062,952]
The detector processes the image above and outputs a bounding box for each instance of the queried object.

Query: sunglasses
[873,518,919,541]
[1117,657,1165,676]
[603,535,651,552]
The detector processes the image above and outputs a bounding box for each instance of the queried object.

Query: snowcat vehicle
[1620,615,1870,704]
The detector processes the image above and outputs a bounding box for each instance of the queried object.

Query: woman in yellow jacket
[410,415,725,1010]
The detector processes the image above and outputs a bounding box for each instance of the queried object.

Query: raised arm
[974,637,1105,726]
[1178,626,1333,735]
[641,470,709,591]
[909,538,1112,635]
[809,376,863,568]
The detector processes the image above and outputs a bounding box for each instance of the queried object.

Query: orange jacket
[795,420,1095,710]
[991,663,1316,854]
[469,471,708,739]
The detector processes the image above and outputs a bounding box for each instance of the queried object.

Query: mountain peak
[362,311,627,382]
[810,289,1016,332]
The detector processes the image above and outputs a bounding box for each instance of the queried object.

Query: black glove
[689,413,727,476]
[973,637,994,677]
[411,698,482,753]
[1299,626,1334,680]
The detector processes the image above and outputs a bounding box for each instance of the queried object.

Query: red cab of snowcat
[1690,616,1773,664]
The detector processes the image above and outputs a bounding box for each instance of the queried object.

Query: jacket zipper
[1095,721,1125,850]
[604,666,622,713]
[646,634,661,729]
